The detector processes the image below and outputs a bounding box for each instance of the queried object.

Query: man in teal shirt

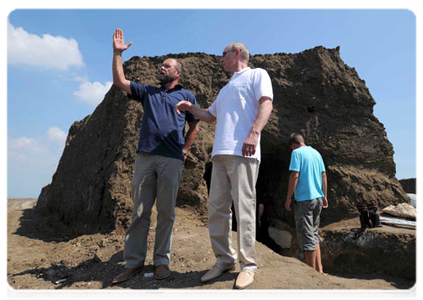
[285,133,328,274]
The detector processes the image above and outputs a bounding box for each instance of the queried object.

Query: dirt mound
[36,47,408,235]
[320,218,415,282]
[399,178,416,194]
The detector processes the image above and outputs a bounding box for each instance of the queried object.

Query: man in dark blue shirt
[111,28,199,283]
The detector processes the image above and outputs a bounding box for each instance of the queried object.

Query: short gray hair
[229,42,249,63]
[163,58,183,77]
[171,58,183,77]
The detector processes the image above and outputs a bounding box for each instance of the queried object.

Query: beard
[158,72,176,85]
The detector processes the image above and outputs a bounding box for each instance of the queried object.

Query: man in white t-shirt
[176,42,273,289]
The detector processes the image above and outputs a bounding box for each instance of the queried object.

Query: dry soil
[7,198,411,297]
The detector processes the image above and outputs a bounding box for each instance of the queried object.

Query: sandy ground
[7,198,414,298]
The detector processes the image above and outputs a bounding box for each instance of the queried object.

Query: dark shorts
[294,198,323,251]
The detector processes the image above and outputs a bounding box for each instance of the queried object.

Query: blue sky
[5,8,417,198]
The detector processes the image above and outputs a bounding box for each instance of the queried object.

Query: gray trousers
[294,198,323,251]
[208,155,260,272]
[124,152,183,268]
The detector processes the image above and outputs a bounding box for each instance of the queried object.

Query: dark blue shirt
[129,81,198,160]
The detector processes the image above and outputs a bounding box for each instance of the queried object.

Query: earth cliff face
[399,178,416,194]
[37,46,408,234]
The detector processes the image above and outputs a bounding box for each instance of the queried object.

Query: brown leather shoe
[155,265,171,280]
[112,265,144,284]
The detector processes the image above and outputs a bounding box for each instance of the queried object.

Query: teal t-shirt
[289,146,326,201]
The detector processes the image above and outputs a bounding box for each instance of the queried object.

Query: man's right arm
[112,28,132,94]
[285,171,299,212]
[175,101,216,123]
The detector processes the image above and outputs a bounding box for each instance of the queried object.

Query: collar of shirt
[230,67,251,81]
[160,84,183,92]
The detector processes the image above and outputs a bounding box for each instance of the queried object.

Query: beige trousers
[123,152,183,268]
[209,155,260,272]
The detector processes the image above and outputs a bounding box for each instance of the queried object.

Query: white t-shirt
[208,67,273,161]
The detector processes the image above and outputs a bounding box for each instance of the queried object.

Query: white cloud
[71,73,89,82]
[8,127,68,197]
[7,20,84,70]
[8,137,33,149]
[73,80,113,106]
[8,127,67,158]
[8,136,47,153]
[47,127,67,144]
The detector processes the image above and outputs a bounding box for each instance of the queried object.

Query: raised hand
[113,28,133,53]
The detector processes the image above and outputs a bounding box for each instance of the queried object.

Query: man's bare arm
[183,120,200,154]
[285,171,299,211]
[112,28,132,94]
[175,101,216,123]
[322,171,328,208]
[242,97,273,156]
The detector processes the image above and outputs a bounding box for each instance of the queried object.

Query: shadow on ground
[13,207,114,243]
[8,250,238,290]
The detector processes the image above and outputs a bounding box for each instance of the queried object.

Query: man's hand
[285,198,292,212]
[242,130,259,156]
[322,197,328,209]
[113,28,133,54]
[175,101,192,115]
[242,97,272,157]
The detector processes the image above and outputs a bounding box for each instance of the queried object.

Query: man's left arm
[182,120,200,157]
[321,171,328,208]
[242,97,273,157]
